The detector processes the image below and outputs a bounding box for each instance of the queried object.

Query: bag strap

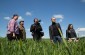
[50,23,61,36]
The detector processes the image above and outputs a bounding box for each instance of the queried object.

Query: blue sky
[0,0,85,38]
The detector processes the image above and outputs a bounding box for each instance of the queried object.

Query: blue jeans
[53,36,62,43]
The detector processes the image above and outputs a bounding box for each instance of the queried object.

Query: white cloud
[18,16,24,21]
[53,14,64,19]
[76,28,85,32]
[52,14,64,23]
[26,12,32,16]
[4,16,24,21]
[81,0,85,2]
[4,17,10,20]
[76,28,85,37]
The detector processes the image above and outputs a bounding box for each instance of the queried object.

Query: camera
[38,20,41,22]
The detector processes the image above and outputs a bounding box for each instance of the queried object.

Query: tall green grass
[0,38,85,55]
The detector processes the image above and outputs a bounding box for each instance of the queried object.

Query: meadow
[0,37,85,55]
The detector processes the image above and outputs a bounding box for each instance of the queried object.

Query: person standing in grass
[19,20,26,41]
[30,18,44,41]
[66,24,78,42]
[49,17,63,43]
[7,14,19,41]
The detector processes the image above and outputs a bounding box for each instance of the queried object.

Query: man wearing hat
[19,20,26,41]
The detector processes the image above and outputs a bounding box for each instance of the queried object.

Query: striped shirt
[7,19,19,34]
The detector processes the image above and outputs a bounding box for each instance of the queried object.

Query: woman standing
[66,24,78,42]
[7,14,19,41]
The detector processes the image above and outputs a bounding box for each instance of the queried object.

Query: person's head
[67,24,73,30]
[51,17,56,23]
[19,21,24,26]
[34,18,39,23]
[12,14,19,20]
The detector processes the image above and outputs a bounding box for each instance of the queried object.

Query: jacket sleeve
[66,30,69,39]
[9,20,15,33]
[58,23,63,35]
[49,26,53,40]
[30,25,35,32]
[73,29,77,38]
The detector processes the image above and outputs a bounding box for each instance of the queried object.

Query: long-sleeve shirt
[66,29,77,39]
[49,23,62,40]
[7,19,19,34]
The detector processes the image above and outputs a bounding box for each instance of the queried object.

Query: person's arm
[58,23,63,36]
[66,30,69,39]
[10,20,16,37]
[73,29,77,38]
[10,20,15,33]
[23,27,26,40]
[30,24,35,32]
[49,26,53,42]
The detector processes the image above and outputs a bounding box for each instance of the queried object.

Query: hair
[12,14,18,19]
[67,24,73,30]
[19,21,24,24]
[34,18,38,22]
[51,17,56,20]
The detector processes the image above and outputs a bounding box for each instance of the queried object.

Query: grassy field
[0,37,85,55]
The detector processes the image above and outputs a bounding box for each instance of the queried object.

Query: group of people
[7,14,78,43]
[7,14,26,41]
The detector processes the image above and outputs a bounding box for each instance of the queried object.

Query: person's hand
[68,38,72,42]
[33,25,36,30]
[13,33,15,37]
[50,40,54,43]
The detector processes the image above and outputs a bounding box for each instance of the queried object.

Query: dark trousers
[33,33,41,41]
[53,35,62,43]
[7,34,19,41]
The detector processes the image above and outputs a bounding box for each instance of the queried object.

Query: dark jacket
[49,22,62,40]
[19,25,26,40]
[30,23,42,34]
[66,29,77,39]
